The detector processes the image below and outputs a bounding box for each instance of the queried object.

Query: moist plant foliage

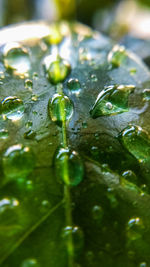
[0,22,150,267]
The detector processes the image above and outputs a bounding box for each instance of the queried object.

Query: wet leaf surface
[0,21,150,267]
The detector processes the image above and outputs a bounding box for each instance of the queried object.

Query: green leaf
[0,21,150,267]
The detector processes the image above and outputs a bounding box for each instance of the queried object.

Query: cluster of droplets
[0,38,41,187]
[44,36,85,264]
[45,52,84,186]
[1,21,150,266]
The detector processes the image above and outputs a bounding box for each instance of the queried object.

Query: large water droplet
[46,57,71,85]
[21,258,40,267]
[108,45,127,68]
[48,94,73,126]
[120,125,150,163]
[54,147,84,186]
[2,144,35,180]
[3,42,30,75]
[0,96,24,121]
[62,225,84,255]
[90,85,135,118]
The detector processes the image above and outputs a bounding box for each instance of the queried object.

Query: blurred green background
[1,0,150,40]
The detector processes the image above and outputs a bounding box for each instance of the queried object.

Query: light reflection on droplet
[3,42,31,76]
[1,96,24,121]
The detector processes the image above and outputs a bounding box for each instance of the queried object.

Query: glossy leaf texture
[0,22,150,267]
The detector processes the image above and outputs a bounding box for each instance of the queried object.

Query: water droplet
[140,184,148,195]
[25,79,33,91]
[130,68,137,75]
[105,102,113,110]
[47,57,71,85]
[25,121,33,128]
[0,129,9,140]
[91,146,99,158]
[0,96,24,121]
[122,170,137,184]
[92,205,103,223]
[107,188,118,208]
[26,180,33,190]
[2,144,35,180]
[94,133,99,140]
[3,42,30,75]
[108,45,127,68]
[127,217,144,241]
[90,73,98,82]
[40,200,51,213]
[32,72,38,80]
[32,110,37,115]
[0,71,5,79]
[120,125,150,163]
[48,94,73,126]
[44,24,63,45]
[67,78,81,94]
[0,80,3,85]
[62,225,84,255]
[0,197,19,213]
[79,47,91,62]
[139,262,147,267]
[82,121,87,129]
[90,85,135,118]
[31,94,38,102]
[21,258,40,267]
[0,197,21,236]
[54,147,84,186]
[24,130,36,140]
[142,89,150,101]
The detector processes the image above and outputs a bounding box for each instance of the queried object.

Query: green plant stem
[57,83,74,266]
